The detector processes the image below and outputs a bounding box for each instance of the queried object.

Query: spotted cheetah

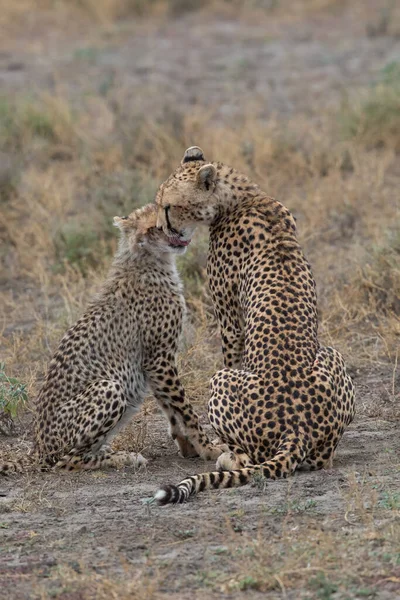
[153,146,355,504]
[1,203,220,475]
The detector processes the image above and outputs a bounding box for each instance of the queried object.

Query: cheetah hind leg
[53,379,148,471]
[56,446,147,471]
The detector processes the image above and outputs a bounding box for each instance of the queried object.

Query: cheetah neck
[213,163,260,213]
[107,245,181,290]
[211,168,297,243]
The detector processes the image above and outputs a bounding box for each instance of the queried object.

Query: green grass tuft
[0,363,28,434]
[340,61,400,150]
[54,224,105,275]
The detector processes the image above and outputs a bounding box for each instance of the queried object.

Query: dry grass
[2,0,397,38]
[1,82,399,456]
[34,560,162,600]
[0,0,347,24]
[2,83,399,389]
[219,518,400,596]
[187,473,400,596]
[1,91,399,415]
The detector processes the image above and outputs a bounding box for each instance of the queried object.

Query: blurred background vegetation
[0,0,399,418]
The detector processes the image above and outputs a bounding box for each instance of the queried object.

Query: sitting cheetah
[1,204,220,474]
[153,146,355,504]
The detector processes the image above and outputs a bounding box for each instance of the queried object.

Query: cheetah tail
[154,435,308,505]
[0,460,25,475]
[0,456,37,476]
[154,468,252,504]
[154,460,301,505]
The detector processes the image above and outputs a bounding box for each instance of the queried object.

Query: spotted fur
[1,204,221,475]
[154,147,355,504]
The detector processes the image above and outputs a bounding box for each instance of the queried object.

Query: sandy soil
[1,366,399,599]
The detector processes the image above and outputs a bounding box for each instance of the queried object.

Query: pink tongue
[169,238,190,247]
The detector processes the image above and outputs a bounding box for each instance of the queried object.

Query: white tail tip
[154,489,167,501]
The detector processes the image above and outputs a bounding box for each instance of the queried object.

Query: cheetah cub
[1,204,220,474]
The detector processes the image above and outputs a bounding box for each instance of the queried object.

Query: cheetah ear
[113,216,132,230]
[196,164,217,192]
[181,146,205,165]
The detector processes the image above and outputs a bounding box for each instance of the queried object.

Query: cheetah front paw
[216,451,241,471]
[129,453,148,468]
[200,444,227,461]
[212,438,230,453]
[174,436,199,458]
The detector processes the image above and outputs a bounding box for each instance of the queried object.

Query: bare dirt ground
[1,1,399,598]
[1,368,400,599]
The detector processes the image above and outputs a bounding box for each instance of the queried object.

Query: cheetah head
[114,203,190,256]
[156,146,220,241]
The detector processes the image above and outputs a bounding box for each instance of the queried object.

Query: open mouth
[167,237,191,247]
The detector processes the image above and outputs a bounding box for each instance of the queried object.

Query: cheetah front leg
[154,401,199,458]
[209,277,244,369]
[217,307,245,370]
[147,359,223,461]
[221,326,245,369]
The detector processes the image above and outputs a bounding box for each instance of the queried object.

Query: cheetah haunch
[154,146,355,504]
[1,203,220,475]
